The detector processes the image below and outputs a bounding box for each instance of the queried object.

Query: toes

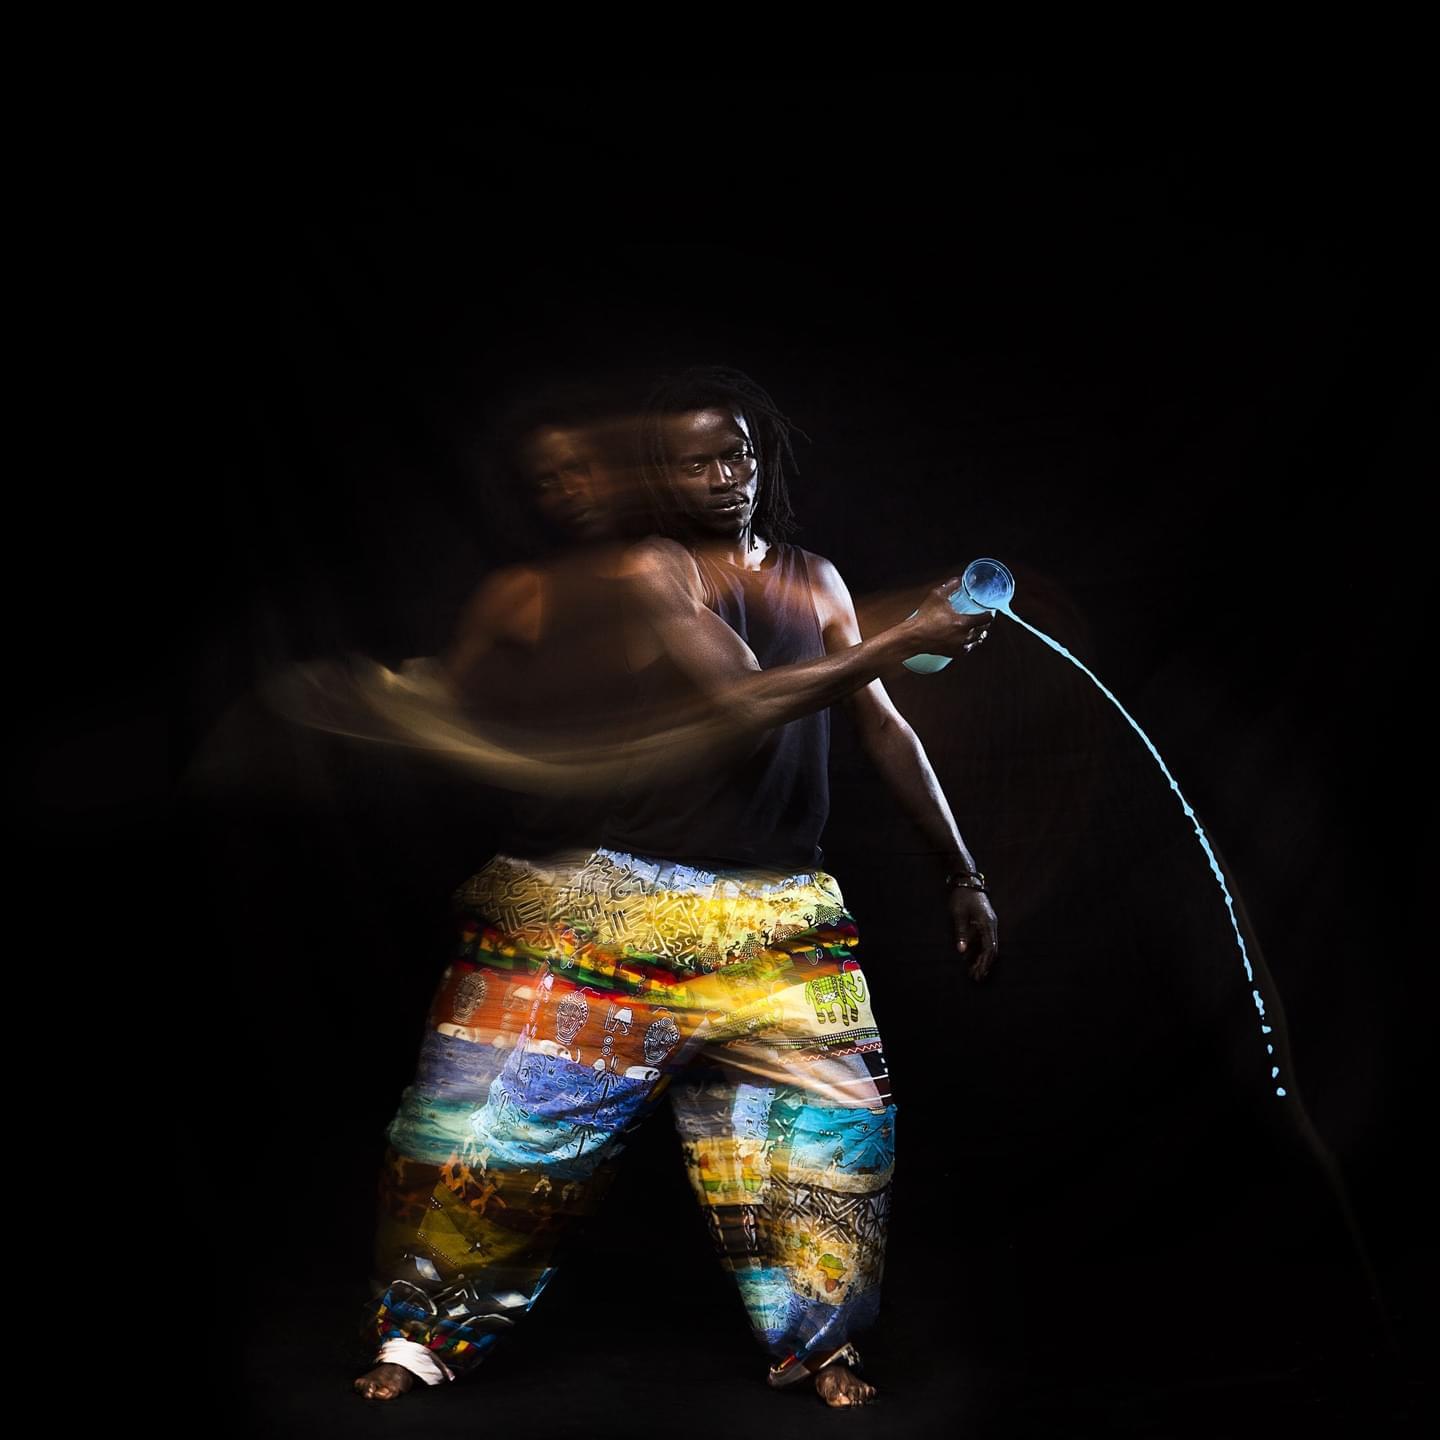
[812,1364,879,1408]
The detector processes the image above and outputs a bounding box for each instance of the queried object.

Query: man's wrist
[876,618,922,664]
[941,858,987,892]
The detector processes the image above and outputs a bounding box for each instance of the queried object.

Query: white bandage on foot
[377,1337,456,1385]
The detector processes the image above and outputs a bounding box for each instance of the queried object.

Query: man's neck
[689,531,772,572]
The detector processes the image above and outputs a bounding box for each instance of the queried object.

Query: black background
[77,66,1431,1437]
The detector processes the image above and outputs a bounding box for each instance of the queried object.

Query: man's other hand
[949,887,999,980]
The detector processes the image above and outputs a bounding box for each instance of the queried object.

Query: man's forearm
[859,714,980,875]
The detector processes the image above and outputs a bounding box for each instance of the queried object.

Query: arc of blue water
[999,603,1286,1099]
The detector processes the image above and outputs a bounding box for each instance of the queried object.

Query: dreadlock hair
[636,365,808,545]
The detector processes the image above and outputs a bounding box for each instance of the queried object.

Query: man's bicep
[622,543,763,692]
[672,606,766,690]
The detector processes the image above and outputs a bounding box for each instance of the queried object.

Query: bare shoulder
[616,535,702,596]
[796,547,846,589]
[478,562,545,602]
[463,563,545,620]
[794,547,855,615]
[446,563,550,653]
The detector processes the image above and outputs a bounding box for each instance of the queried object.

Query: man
[354,366,995,1408]
[593,366,999,1405]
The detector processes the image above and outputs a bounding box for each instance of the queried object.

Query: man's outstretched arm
[619,537,989,735]
[808,552,1000,980]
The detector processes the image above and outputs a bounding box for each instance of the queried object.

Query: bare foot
[815,1362,877,1406]
[353,1362,415,1401]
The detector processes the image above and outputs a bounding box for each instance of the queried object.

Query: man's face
[659,408,758,539]
[518,425,614,540]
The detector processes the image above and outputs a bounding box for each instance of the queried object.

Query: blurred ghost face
[517,425,615,540]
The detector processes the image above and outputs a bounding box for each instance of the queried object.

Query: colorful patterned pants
[364,846,897,1388]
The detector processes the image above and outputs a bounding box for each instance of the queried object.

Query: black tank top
[599,540,831,870]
